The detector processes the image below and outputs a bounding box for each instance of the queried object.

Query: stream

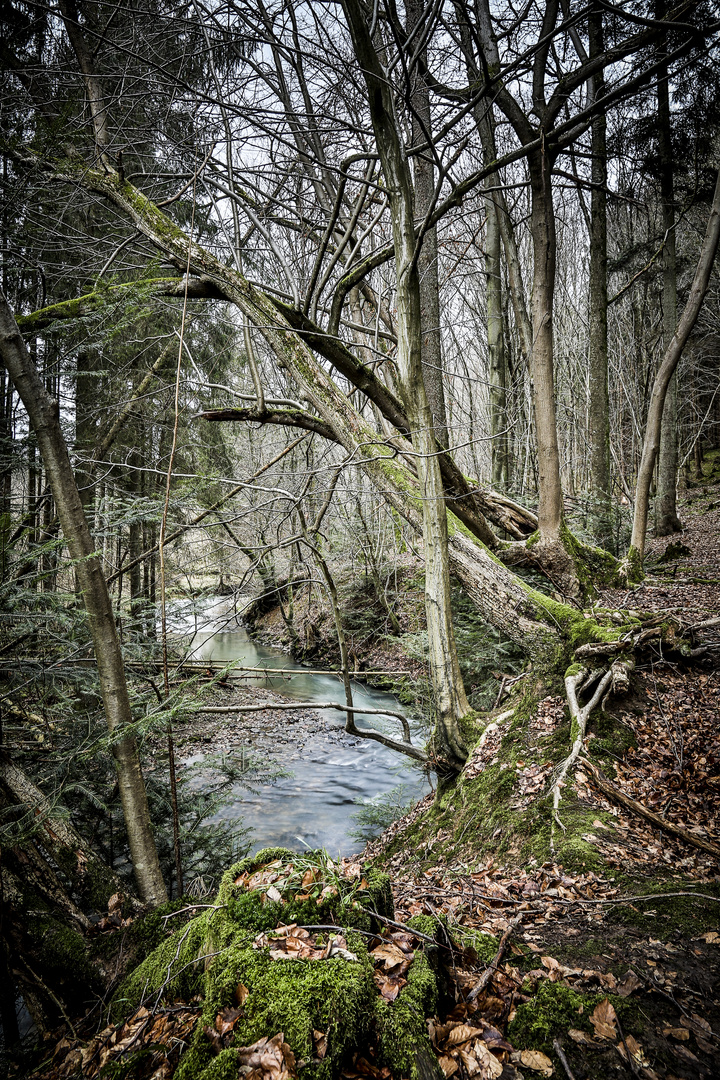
[170,598,429,857]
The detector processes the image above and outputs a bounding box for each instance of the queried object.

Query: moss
[604,878,720,938]
[193,1048,244,1080]
[375,953,441,1080]
[35,920,102,991]
[216,848,393,933]
[509,983,644,1063]
[453,928,499,965]
[625,546,644,584]
[509,980,587,1054]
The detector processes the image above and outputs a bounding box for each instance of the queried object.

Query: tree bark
[629,167,720,567]
[486,189,509,489]
[588,2,612,548]
[342,0,469,770]
[0,291,167,907]
[655,22,682,535]
[406,0,449,449]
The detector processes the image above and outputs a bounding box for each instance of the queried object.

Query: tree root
[550,660,631,852]
[580,756,720,861]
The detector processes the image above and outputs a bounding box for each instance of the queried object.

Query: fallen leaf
[215,1006,241,1038]
[519,1048,553,1075]
[662,1027,689,1041]
[266,885,283,904]
[568,1029,598,1047]
[235,983,249,1006]
[445,1024,478,1047]
[700,931,719,944]
[474,1042,503,1078]
[370,942,408,971]
[437,1055,459,1077]
[312,1030,328,1060]
[672,1044,701,1067]
[616,971,644,997]
[590,997,617,1041]
[458,1049,481,1076]
[616,1035,649,1068]
[373,973,407,1001]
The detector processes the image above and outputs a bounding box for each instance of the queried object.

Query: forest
[1,0,720,1077]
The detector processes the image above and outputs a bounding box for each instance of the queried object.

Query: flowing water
[170,598,429,856]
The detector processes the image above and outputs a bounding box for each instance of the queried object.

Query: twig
[616,1010,640,1077]
[552,1038,577,1080]
[629,964,690,1016]
[466,913,524,1003]
[361,908,453,949]
[296,924,377,939]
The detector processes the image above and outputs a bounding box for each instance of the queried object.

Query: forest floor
[354,477,720,1080]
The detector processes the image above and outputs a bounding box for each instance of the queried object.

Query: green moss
[604,879,720,938]
[509,980,587,1054]
[625,546,644,584]
[509,983,644,1058]
[35,921,102,991]
[453,928,499,964]
[375,953,441,1080]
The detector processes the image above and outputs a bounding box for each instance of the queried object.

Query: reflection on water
[171,597,429,855]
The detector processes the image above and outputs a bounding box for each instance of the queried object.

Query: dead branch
[466,913,524,1003]
[580,757,720,860]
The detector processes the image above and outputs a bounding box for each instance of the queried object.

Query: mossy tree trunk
[342,0,470,769]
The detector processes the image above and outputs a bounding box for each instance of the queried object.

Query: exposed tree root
[580,756,720,861]
[550,660,632,851]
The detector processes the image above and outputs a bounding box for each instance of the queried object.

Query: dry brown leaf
[373,972,407,1001]
[445,1024,479,1047]
[266,885,283,904]
[616,971,644,997]
[519,1049,553,1075]
[312,1030,328,1060]
[370,942,408,971]
[662,1027,689,1041]
[590,997,617,1040]
[437,1055,459,1077]
[215,1006,241,1038]
[474,1042,503,1078]
[689,1013,713,1035]
[568,1029,597,1047]
[235,983,249,1006]
[458,1049,481,1076]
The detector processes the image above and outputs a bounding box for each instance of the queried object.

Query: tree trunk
[486,192,509,489]
[0,291,168,907]
[342,0,469,770]
[527,151,580,593]
[406,0,449,450]
[588,3,612,549]
[628,168,720,568]
[655,21,682,535]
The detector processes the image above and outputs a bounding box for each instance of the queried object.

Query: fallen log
[580,756,720,860]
